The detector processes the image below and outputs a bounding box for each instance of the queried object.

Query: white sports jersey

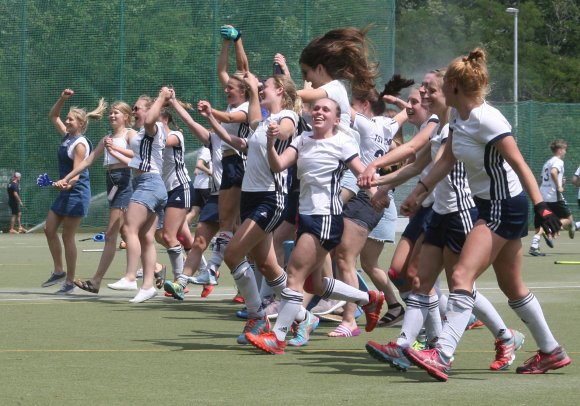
[193,146,211,189]
[162,130,191,191]
[575,166,580,199]
[430,123,474,214]
[221,102,250,153]
[321,80,351,133]
[291,130,359,215]
[420,115,439,207]
[450,102,522,200]
[208,132,223,196]
[128,122,166,174]
[242,110,297,193]
[352,113,388,166]
[103,129,130,166]
[540,156,564,202]
[372,115,400,153]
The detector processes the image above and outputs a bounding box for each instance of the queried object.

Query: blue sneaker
[236,308,248,319]
[237,317,270,345]
[55,282,75,295]
[366,341,411,371]
[163,280,184,301]
[42,272,66,287]
[288,311,319,347]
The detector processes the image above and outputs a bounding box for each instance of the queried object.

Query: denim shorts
[106,168,132,209]
[130,172,167,215]
[341,170,358,194]
[368,198,397,243]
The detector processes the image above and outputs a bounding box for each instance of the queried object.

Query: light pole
[506,7,519,135]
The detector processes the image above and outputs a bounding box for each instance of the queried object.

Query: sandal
[154,265,167,289]
[327,324,361,338]
[378,302,405,327]
[74,279,99,294]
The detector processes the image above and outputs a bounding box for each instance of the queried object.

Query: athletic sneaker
[237,317,270,345]
[107,277,138,291]
[190,267,218,286]
[516,346,572,374]
[129,287,157,303]
[465,314,485,330]
[246,331,286,355]
[233,292,245,304]
[366,341,411,371]
[361,290,385,332]
[288,311,319,347]
[404,347,452,382]
[41,272,66,287]
[528,247,546,257]
[542,233,554,248]
[163,281,184,301]
[55,282,75,295]
[490,329,525,370]
[412,329,428,351]
[310,299,346,316]
[236,308,248,319]
[568,219,576,239]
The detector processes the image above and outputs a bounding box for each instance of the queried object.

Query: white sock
[473,290,510,340]
[321,277,369,305]
[424,294,442,345]
[576,221,580,229]
[397,293,430,348]
[232,260,263,319]
[167,245,183,279]
[509,292,559,353]
[531,234,541,249]
[273,288,303,341]
[437,290,475,359]
[207,231,232,270]
[434,278,448,315]
[266,270,287,297]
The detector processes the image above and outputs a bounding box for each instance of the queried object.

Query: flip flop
[327,324,361,338]
[154,265,167,289]
[74,279,99,294]
[378,303,405,327]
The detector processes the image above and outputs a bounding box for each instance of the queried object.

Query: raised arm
[49,89,74,136]
[144,87,172,136]
[243,72,262,131]
[198,100,247,151]
[170,97,211,145]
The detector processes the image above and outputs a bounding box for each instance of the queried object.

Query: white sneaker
[129,287,157,303]
[107,277,138,291]
[190,268,218,285]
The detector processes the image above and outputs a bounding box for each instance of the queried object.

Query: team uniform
[401,116,440,242]
[292,129,359,250]
[576,166,580,208]
[220,102,249,190]
[450,102,526,240]
[404,101,571,380]
[198,133,223,224]
[51,133,92,217]
[162,130,193,210]
[192,146,211,210]
[103,130,133,209]
[241,110,297,233]
[128,123,167,214]
[538,156,571,220]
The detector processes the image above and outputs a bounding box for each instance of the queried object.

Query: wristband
[418,180,429,193]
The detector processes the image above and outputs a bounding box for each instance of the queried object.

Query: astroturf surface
[0,233,578,405]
